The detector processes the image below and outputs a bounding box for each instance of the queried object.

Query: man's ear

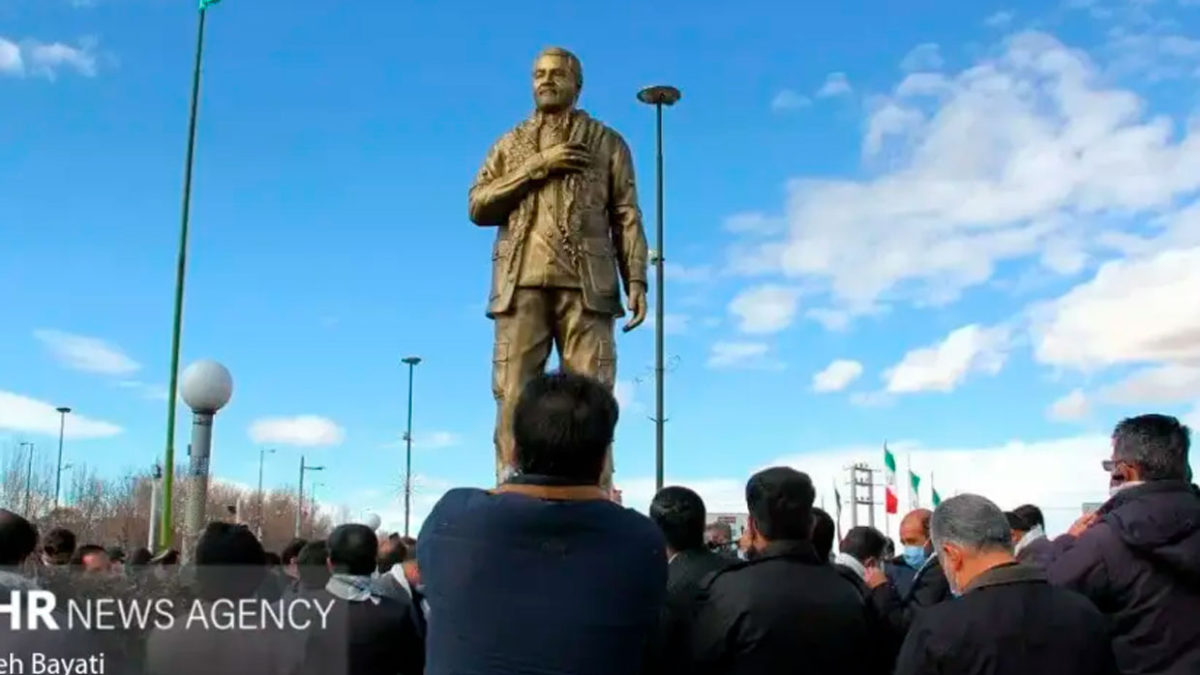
[940,542,963,571]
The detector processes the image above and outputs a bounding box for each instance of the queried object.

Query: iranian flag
[884,444,898,514]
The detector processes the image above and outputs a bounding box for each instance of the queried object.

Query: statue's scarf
[503,109,604,274]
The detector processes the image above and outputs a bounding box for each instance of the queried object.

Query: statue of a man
[469,46,648,488]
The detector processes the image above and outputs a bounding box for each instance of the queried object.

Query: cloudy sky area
[3,0,1200,539]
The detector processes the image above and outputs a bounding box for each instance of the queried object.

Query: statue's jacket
[469,109,648,319]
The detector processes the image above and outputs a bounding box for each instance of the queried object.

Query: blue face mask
[902,545,927,569]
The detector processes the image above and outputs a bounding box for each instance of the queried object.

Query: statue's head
[532,46,582,113]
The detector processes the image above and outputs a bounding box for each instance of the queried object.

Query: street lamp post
[179,360,234,562]
[53,407,71,509]
[256,447,275,539]
[148,463,163,552]
[19,442,34,516]
[636,84,681,492]
[308,481,324,537]
[295,456,324,537]
[401,356,421,538]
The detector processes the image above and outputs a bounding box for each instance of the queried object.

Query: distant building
[708,512,749,538]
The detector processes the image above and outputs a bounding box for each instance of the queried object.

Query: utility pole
[295,456,324,537]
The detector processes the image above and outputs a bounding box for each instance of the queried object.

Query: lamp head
[402,356,422,366]
[180,360,234,413]
[56,407,71,414]
[637,85,681,106]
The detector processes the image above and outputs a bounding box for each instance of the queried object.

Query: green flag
[909,470,921,493]
[932,487,942,507]
[200,0,220,10]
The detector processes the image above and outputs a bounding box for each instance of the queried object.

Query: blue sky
[4,0,1200,538]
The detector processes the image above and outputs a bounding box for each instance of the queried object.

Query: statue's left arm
[608,134,648,297]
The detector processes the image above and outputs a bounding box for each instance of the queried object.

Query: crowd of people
[2,370,1199,674]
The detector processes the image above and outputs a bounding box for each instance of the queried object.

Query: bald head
[899,509,932,548]
[0,509,38,566]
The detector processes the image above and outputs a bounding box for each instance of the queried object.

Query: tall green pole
[159,6,208,549]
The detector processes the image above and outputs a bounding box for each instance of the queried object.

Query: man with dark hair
[295,540,331,592]
[1048,413,1200,674]
[41,527,76,566]
[897,494,1114,675]
[1006,504,1052,568]
[69,544,111,574]
[145,523,290,675]
[649,486,734,673]
[835,526,889,597]
[419,371,666,675]
[811,507,835,562]
[0,509,39,567]
[689,467,869,674]
[302,523,423,675]
[704,522,736,557]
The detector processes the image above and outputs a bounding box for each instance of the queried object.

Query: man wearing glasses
[1047,414,1200,675]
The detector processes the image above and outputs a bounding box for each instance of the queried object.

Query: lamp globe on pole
[181,360,233,414]
[178,359,233,561]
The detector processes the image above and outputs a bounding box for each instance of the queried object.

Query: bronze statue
[469,46,648,488]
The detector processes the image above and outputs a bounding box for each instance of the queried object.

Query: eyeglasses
[1102,459,1121,472]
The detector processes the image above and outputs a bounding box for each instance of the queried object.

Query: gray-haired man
[895,494,1115,675]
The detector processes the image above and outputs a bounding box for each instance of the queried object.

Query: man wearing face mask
[1046,414,1200,675]
[895,494,1115,675]
[866,508,953,638]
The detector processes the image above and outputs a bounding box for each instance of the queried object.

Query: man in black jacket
[867,508,952,637]
[649,486,734,673]
[896,494,1115,675]
[1047,414,1200,674]
[689,467,869,675]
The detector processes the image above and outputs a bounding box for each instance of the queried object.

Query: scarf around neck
[326,573,379,604]
[833,553,867,581]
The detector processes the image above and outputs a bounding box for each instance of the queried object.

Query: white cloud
[729,31,1200,325]
[0,390,122,439]
[724,212,785,236]
[1048,389,1090,421]
[34,329,140,375]
[884,324,1011,393]
[0,38,23,74]
[816,72,852,98]
[249,416,345,446]
[812,359,864,393]
[728,284,801,334]
[900,43,944,72]
[0,37,97,79]
[1100,364,1200,404]
[618,433,1172,539]
[1032,247,1200,370]
[985,11,1014,27]
[771,89,811,111]
[707,341,771,369]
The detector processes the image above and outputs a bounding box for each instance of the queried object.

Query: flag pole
[159,1,211,549]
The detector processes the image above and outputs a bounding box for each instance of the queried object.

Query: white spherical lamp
[180,360,234,414]
[363,512,382,531]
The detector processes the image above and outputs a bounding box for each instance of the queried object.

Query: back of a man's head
[745,467,816,542]
[811,507,835,561]
[43,527,76,565]
[194,522,267,600]
[649,486,707,554]
[328,524,378,576]
[70,544,109,572]
[281,538,307,567]
[931,494,1013,558]
[512,371,618,484]
[1113,414,1190,481]
[296,540,332,591]
[840,526,888,564]
[0,509,38,567]
[377,539,409,574]
[1012,504,1044,531]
